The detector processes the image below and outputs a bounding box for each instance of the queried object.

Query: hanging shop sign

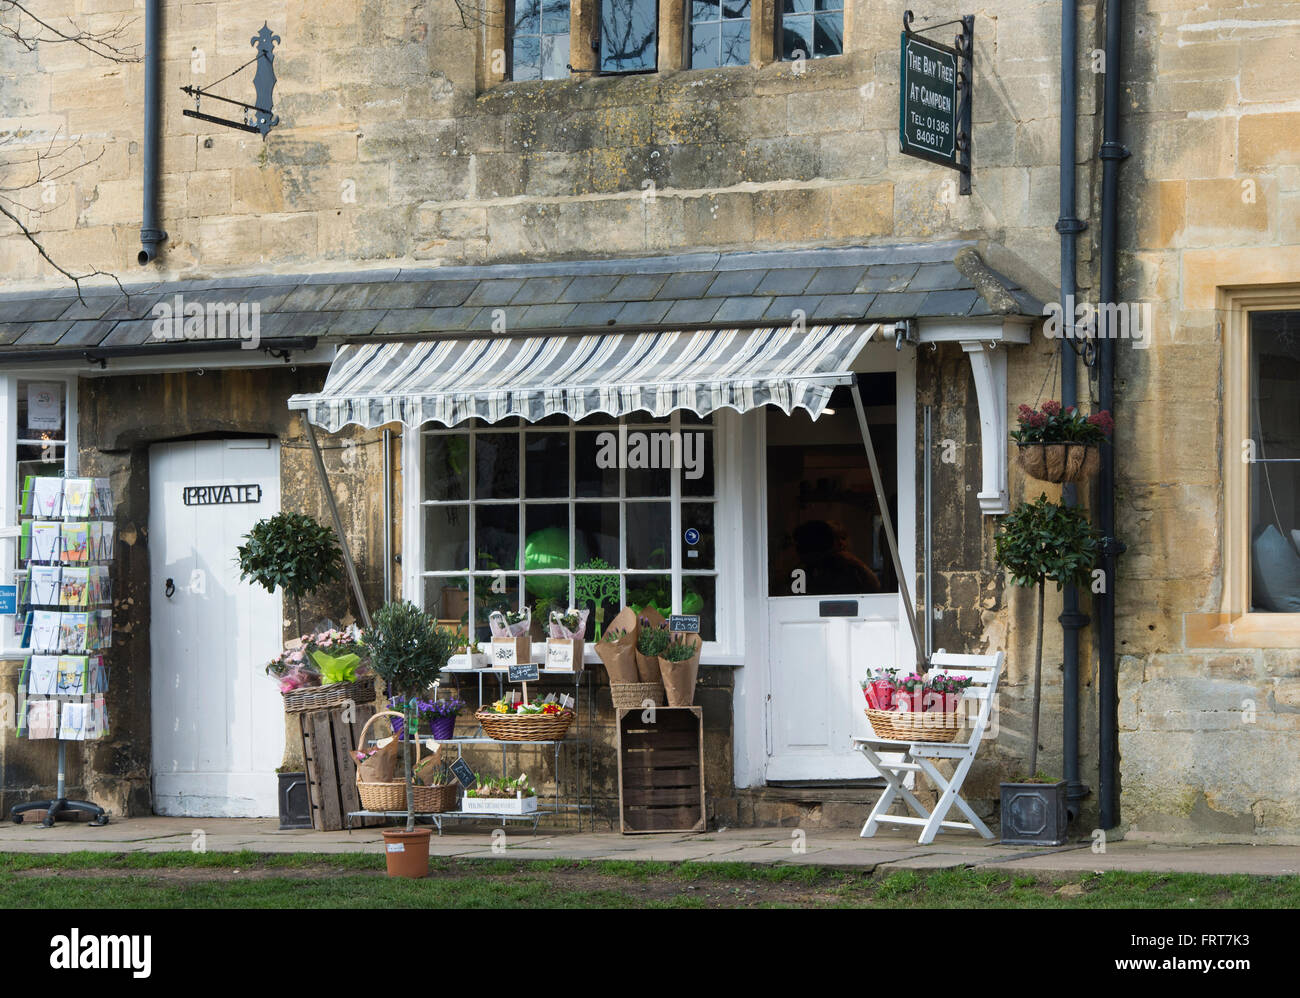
[182,484,262,506]
[899,10,974,194]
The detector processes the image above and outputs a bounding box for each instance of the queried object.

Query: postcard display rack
[8,475,115,827]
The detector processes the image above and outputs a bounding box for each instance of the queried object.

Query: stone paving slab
[1,818,1298,876]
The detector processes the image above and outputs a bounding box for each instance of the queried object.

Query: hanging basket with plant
[1012,401,1113,484]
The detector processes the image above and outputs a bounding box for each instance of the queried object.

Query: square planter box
[461,794,538,815]
[277,771,312,830]
[1000,780,1068,846]
[445,653,489,671]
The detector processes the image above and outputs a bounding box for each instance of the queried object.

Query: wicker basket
[610,682,665,708]
[355,711,459,812]
[475,709,575,742]
[1016,441,1099,484]
[865,708,962,743]
[282,678,376,714]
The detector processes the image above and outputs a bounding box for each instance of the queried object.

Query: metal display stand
[347,664,596,834]
[7,475,113,827]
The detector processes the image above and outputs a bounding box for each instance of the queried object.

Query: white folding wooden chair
[853,651,1003,845]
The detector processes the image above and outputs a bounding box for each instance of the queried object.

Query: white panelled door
[766,595,900,780]
[149,439,284,816]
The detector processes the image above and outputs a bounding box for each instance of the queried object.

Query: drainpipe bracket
[1054,217,1088,234]
[1099,141,1130,161]
[1100,535,1127,557]
[1058,608,1091,630]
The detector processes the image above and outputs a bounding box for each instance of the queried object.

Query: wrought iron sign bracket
[901,11,974,194]
[181,23,280,139]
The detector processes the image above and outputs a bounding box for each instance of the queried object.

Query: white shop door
[766,596,902,780]
[149,438,284,816]
[763,385,912,781]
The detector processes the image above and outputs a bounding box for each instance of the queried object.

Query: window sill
[1184,611,1300,649]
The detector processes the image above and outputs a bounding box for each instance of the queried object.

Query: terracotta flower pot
[1016,442,1099,484]
[381,827,431,878]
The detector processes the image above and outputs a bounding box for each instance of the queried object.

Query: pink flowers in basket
[861,668,974,713]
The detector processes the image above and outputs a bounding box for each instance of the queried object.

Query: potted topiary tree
[236,511,343,636]
[363,600,454,878]
[993,493,1099,846]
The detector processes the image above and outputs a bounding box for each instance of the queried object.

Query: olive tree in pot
[236,511,342,637]
[993,493,1098,846]
[363,600,454,878]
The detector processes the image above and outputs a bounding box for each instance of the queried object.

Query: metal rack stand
[347,664,597,834]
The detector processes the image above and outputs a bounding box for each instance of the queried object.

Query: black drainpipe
[1056,0,1090,818]
[138,0,166,264]
[1097,0,1129,830]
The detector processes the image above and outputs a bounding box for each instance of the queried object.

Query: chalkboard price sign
[669,614,700,633]
[509,662,540,682]
[449,758,476,790]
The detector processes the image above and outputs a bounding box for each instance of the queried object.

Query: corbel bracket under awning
[918,317,1034,516]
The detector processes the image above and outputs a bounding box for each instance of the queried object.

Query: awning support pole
[301,413,373,631]
[850,377,924,670]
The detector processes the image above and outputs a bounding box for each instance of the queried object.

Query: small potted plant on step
[994,493,1099,846]
[363,600,454,878]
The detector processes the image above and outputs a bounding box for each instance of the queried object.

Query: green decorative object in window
[575,558,620,640]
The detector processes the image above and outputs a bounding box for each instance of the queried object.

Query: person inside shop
[791,518,881,595]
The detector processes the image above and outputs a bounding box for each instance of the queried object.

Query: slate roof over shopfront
[0,240,1043,360]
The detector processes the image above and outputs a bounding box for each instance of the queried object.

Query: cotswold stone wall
[1113,3,1300,841]
[1,0,1088,291]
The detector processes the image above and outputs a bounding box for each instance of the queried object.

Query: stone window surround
[480,0,853,87]
[1184,283,1300,649]
[0,373,80,657]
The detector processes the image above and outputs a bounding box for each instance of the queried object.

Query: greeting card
[58,700,87,741]
[60,522,89,563]
[56,655,87,696]
[29,521,61,563]
[59,567,90,608]
[25,700,59,740]
[28,655,59,696]
[60,478,93,518]
[58,612,88,653]
[31,476,65,519]
[28,610,61,653]
[25,565,61,608]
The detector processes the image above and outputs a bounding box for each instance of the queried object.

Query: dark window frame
[596,0,661,75]
[506,0,573,82]
[776,0,845,62]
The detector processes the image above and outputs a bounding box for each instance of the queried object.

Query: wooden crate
[617,706,706,834]
[298,702,378,831]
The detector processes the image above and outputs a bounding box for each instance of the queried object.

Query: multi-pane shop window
[690,0,750,68]
[600,0,659,73]
[510,0,571,80]
[778,0,843,61]
[1248,310,1300,613]
[421,413,718,643]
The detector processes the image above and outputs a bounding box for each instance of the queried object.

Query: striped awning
[289,323,879,431]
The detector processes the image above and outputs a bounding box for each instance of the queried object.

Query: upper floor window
[509,0,571,80]
[1248,310,1300,613]
[600,0,658,73]
[689,0,750,68]
[778,0,843,61]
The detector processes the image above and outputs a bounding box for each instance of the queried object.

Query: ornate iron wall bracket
[181,22,280,139]
[900,11,974,194]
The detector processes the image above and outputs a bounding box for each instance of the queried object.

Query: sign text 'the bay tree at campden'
[899,11,973,193]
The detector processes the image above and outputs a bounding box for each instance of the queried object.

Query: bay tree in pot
[236,511,343,636]
[993,493,1099,846]
[363,600,454,878]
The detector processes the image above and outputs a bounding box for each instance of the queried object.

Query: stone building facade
[0,0,1296,839]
